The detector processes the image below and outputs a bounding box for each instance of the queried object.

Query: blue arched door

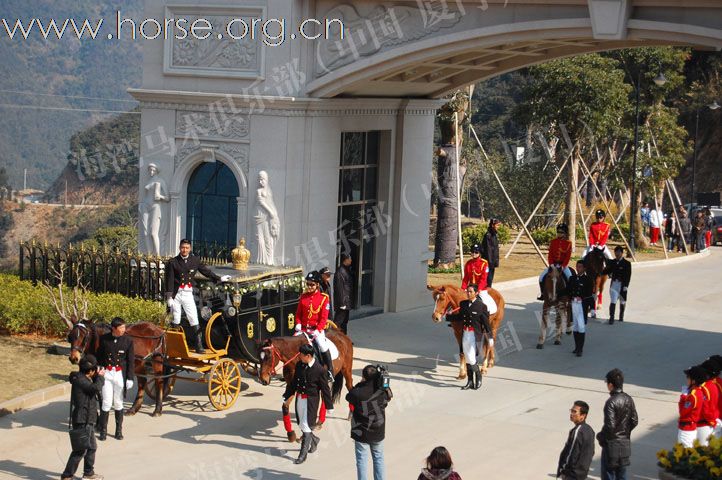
[186,161,239,250]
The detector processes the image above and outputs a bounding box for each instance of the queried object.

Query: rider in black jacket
[565,261,594,357]
[597,369,638,479]
[602,246,632,324]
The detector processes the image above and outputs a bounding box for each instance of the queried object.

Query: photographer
[346,365,392,480]
[61,354,105,480]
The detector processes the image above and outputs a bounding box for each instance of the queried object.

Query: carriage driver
[581,209,614,261]
[459,284,492,391]
[295,271,335,382]
[96,317,134,441]
[537,223,573,300]
[461,244,497,316]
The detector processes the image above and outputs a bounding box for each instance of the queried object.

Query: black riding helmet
[556,223,569,234]
[595,209,606,219]
[305,271,321,284]
[684,365,708,385]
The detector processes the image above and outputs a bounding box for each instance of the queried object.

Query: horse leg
[453,323,466,379]
[151,356,164,417]
[127,374,145,416]
[554,306,563,344]
[537,305,549,348]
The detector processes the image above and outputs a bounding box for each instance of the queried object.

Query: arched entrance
[186,161,240,250]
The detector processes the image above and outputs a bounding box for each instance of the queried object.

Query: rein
[262,343,301,376]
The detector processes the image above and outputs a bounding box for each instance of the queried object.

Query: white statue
[140,163,169,256]
[254,170,280,265]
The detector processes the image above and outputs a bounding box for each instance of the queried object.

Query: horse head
[66,318,93,364]
[427,284,457,323]
[545,265,564,303]
[258,339,279,386]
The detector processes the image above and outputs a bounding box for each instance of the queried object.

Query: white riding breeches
[101,368,124,412]
[313,329,330,353]
[571,299,585,333]
[581,245,613,260]
[171,288,199,326]
[462,330,482,366]
[296,396,311,433]
[677,429,696,448]
[539,266,572,282]
[697,426,713,446]
[478,290,497,315]
[609,280,625,305]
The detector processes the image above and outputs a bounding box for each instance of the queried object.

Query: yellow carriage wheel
[208,358,242,411]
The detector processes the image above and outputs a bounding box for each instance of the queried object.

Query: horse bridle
[68,322,93,353]
[260,343,302,377]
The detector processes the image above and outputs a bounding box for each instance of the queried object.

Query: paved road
[1,249,721,480]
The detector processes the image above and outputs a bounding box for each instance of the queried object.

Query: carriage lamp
[232,292,242,309]
[200,306,212,321]
[225,305,237,318]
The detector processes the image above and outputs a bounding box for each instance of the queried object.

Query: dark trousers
[487,267,496,287]
[62,423,97,478]
[334,308,349,334]
[600,448,627,480]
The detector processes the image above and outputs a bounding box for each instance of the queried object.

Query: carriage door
[186,161,239,251]
[337,131,380,308]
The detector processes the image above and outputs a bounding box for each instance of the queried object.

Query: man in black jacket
[459,284,491,390]
[62,354,105,480]
[165,238,230,353]
[597,368,638,480]
[96,317,134,441]
[283,344,333,464]
[557,400,595,480]
[481,218,501,287]
[602,246,632,325]
[346,365,393,480]
[333,254,353,334]
[566,261,594,357]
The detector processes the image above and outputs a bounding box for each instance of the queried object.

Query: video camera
[375,364,390,390]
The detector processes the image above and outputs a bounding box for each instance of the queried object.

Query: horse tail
[331,371,344,404]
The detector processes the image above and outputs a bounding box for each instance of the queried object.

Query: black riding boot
[572,332,580,354]
[461,364,474,390]
[114,409,124,440]
[619,304,626,322]
[471,364,482,390]
[308,433,320,453]
[98,410,109,441]
[577,333,585,357]
[192,325,205,354]
[537,281,544,301]
[294,433,312,464]
[321,350,334,382]
[609,304,616,325]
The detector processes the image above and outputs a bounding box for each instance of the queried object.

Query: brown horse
[537,266,571,348]
[427,284,506,379]
[258,328,354,442]
[67,319,167,417]
[584,247,608,312]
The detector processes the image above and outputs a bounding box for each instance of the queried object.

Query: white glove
[166,298,174,309]
[311,329,320,339]
[220,275,232,282]
[294,323,302,332]
[487,339,494,348]
[126,379,134,390]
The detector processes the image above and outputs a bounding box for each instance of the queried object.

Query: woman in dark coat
[481,219,501,287]
[61,354,105,480]
[417,446,462,480]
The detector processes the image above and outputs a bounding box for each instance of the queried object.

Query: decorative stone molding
[163,5,265,79]
[174,141,249,173]
[176,111,250,141]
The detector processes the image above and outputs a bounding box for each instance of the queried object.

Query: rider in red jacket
[537,224,573,300]
[581,210,613,261]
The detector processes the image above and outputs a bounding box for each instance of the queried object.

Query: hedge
[531,227,557,246]
[0,273,165,337]
[461,223,511,252]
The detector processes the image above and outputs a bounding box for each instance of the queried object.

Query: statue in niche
[139,163,169,256]
[254,170,280,265]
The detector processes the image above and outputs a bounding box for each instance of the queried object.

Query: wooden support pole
[576,190,589,245]
[454,112,464,281]
[666,179,690,255]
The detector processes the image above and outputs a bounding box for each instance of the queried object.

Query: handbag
[68,396,93,451]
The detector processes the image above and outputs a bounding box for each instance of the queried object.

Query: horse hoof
[287,431,298,443]
[565,330,572,335]
[554,340,561,345]
[125,410,136,417]
[536,344,543,349]
[151,411,162,418]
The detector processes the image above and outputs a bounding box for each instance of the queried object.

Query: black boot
[471,364,482,390]
[98,411,109,441]
[114,409,124,440]
[619,304,625,322]
[308,433,320,453]
[461,364,474,390]
[572,332,580,354]
[577,333,585,357]
[537,281,544,301]
[609,304,616,325]
[294,433,312,464]
[192,325,205,354]
[321,350,334,382]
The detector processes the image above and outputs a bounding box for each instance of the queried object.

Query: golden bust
[231,237,251,270]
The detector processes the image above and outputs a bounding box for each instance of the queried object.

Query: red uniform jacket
[461,257,489,291]
[699,381,720,426]
[295,290,330,331]
[678,387,703,431]
[548,238,572,266]
[714,377,722,419]
[589,221,611,246]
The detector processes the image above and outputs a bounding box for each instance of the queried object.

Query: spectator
[61,354,105,480]
[649,206,663,246]
[557,400,595,480]
[333,254,353,334]
[640,202,650,229]
[418,447,462,480]
[318,266,333,317]
[664,211,677,252]
[691,211,706,252]
[704,208,713,249]
[678,366,705,447]
[597,368,638,480]
[346,365,392,480]
[678,211,692,252]
[481,218,501,287]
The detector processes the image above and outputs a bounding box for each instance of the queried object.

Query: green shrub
[531,227,557,246]
[609,223,630,242]
[428,265,461,274]
[0,273,165,337]
[461,223,511,252]
[93,226,138,252]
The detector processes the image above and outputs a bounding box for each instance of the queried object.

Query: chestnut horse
[584,247,608,312]
[67,319,167,416]
[258,328,354,442]
[427,284,505,379]
[537,266,571,349]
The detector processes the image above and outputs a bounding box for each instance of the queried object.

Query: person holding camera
[346,365,393,480]
[61,354,105,480]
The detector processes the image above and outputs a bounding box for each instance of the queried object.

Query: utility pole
[23,168,27,191]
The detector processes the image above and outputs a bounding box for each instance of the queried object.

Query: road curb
[0,381,70,418]
[493,248,712,291]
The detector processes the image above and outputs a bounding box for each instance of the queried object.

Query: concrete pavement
[1,248,721,479]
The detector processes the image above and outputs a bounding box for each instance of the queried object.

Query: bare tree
[40,263,90,329]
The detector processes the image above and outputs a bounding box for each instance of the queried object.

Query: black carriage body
[194,265,303,363]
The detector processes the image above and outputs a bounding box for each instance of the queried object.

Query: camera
[375,364,390,390]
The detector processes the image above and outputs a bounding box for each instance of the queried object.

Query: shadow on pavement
[0,459,58,479]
